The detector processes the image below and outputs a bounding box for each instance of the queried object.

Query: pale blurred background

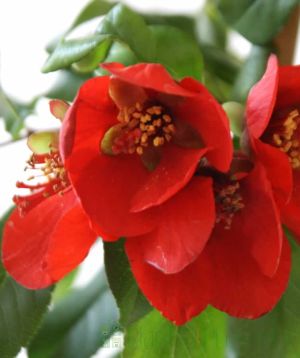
[0,1,299,357]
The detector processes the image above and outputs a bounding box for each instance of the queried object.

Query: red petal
[252,137,293,208]
[62,77,159,237]
[60,76,117,161]
[101,62,198,98]
[68,147,158,237]
[126,242,212,325]
[208,228,290,318]
[127,177,215,274]
[277,64,300,109]
[239,162,283,277]
[282,170,300,242]
[2,189,96,289]
[131,146,207,212]
[176,77,233,172]
[246,55,279,138]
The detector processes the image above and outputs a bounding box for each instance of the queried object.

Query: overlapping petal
[127,177,215,274]
[102,62,197,98]
[126,241,212,325]
[130,147,208,212]
[178,77,233,172]
[227,162,283,278]
[251,137,293,208]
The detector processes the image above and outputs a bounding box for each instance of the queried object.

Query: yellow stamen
[114,103,176,155]
[272,109,300,169]
[136,146,144,155]
[153,136,165,147]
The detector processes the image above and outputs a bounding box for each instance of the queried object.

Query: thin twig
[0,135,28,148]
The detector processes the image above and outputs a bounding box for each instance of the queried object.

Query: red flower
[61,62,232,274]
[126,156,291,324]
[2,106,97,289]
[245,55,300,240]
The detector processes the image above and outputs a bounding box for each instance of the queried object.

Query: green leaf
[231,45,271,102]
[228,234,300,358]
[0,90,28,139]
[52,268,78,303]
[0,279,52,358]
[124,307,227,358]
[201,44,241,84]
[215,0,299,45]
[103,41,138,66]
[69,0,115,31]
[144,14,196,39]
[203,71,231,103]
[150,25,204,81]
[28,271,118,358]
[197,2,228,49]
[45,69,91,102]
[222,102,245,137]
[42,34,109,73]
[97,4,156,61]
[71,38,112,73]
[104,240,151,327]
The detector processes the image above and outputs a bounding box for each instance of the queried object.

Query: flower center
[111,102,175,156]
[270,109,300,169]
[14,150,69,215]
[214,181,244,229]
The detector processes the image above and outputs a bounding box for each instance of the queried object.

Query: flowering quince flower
[244,54,300,240]
[2,100,97,289]
[61,62,233,275]
[125,155,291,324]
[60,62,291,325]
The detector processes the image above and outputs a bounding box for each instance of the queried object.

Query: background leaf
[45,70,91,102]
[124,307,227,358]
[97,4,156,61]
[231,45,271,102]
[0,90,34,139]
[51,269,78,303]
[150,25,204,81]
[0,279,52,358]
[69,0,115,31]
[197,2,228,49]
[228,234,300,358]
[42,34,110,73]
[215,0,299,45]
[104,240,151,328]
[28,270,118,358]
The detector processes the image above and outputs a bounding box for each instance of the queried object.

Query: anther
[111,102,176,156]
[271,109,300,169]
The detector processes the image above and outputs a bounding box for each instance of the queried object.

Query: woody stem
[274,5,300,65]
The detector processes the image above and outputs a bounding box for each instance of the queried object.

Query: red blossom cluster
[3,55,300,324]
